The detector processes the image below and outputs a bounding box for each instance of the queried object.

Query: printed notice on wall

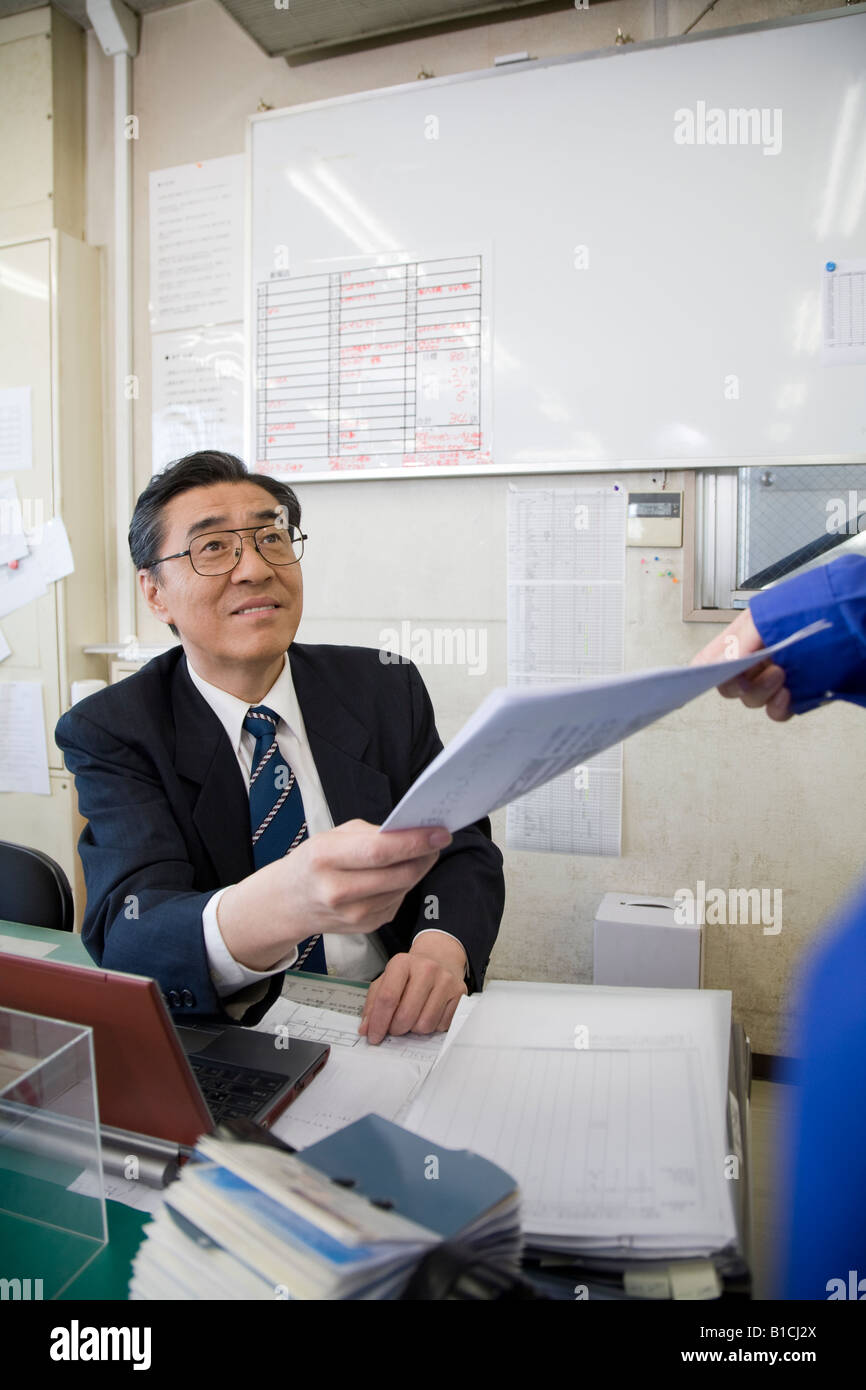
[0,387,33,471]
[152,324,244,473]
[506,487,626,856]
[253,249,492,476]
[149,156,244,333]
[0,681,50,795]
[822,259,866,366]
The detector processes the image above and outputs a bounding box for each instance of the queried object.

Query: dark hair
[129,451,302,639]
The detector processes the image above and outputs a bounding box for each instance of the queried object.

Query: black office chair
[0,840,75,934]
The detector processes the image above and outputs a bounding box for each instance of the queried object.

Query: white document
[0,932,56,958]
[0,477,29,567]
[32,516,74,584]
[0,386,32,470]
[382,621,829,833]
[0,552,47,621]
[0,627,10,663]
[822,258,866,365]
[67,1166,166,1217]
[253,248,493,476]
[253,996,447,1149]
[149,155,244,332]
[0,681,50,795]
[507,487,626,856]
[151,323,244,473]
[279,973,367,1018]
[404,980,735,1256]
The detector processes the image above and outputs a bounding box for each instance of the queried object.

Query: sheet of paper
[67,1166,166,1216]
[0,386,32,470]
[32,516,74,584]
[149,155,244,332]
[253,248,493,475]
[404,980,736,1254]
[0,477,29,566]
[0,627,10,663]
[0,551,47,620]
[0,681,50,795]
[254,997,448,1149]
[382,620,829,833]
[822,258,866,365]
[151,323,244,473]
[279,974,367,1018]
[507,486,626,856]
[0,932,56,958]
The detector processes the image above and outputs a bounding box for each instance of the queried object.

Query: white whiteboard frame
[245,3,866,483]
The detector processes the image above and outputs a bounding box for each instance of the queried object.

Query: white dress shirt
[186,652,466,999]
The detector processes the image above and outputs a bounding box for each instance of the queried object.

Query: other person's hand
[690,608,793,721]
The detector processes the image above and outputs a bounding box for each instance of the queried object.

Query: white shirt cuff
[412,928,470,982]
[202,886,299,997]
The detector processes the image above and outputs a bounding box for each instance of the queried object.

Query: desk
[0,921,753,1300]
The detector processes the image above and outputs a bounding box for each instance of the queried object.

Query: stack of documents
[403,981,738,1262]
[130,1115,521,1299]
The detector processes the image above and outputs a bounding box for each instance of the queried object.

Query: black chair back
[0,841,75,934]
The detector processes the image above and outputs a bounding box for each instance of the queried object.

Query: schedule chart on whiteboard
[253,255,489,475]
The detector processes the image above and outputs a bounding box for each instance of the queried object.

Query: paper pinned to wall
[0,681,50,795]
[0,552,47,620]
[0,386,33,471]
[0,477,29,567]
[151,323,244,473]
[505,486,627,856]
[32,517,74,584]
[149,155,244,333]
[0,627,10,663]
[822,259,866,366]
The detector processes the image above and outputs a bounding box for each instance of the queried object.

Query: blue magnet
[826,261,837,272]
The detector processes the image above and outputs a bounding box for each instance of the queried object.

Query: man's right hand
[215,820,451,972]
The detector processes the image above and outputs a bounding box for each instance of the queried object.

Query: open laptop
[0,954,329,1147]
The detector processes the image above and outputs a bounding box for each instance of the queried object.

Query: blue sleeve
[775,880,866,1299]
[748,554,866,713]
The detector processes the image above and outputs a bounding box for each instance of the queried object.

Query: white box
[593,892,702,989]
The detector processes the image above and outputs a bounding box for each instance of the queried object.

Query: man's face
[139,481,303,676]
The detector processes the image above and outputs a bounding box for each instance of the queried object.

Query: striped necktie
[243,704,327,974]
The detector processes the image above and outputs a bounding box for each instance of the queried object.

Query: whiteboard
[248,8,866,479]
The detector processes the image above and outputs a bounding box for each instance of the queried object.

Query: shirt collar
[185,651,306,753]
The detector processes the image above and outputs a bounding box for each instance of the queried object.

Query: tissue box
[593,892,702,989]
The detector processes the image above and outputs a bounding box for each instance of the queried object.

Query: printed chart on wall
[149,156,245,474]
[252,250,492,478]
[507,487,626,857]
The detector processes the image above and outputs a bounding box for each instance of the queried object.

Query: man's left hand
[358,935,468,1045]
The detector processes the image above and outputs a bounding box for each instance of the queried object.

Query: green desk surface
[0,1160,149,1301]
[0,919,91,966]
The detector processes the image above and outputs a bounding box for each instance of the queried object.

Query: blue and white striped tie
[243,704,327,973]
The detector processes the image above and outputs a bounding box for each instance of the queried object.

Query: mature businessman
[55,451,505,1041]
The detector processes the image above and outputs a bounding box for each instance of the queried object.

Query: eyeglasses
[151,524,307,577]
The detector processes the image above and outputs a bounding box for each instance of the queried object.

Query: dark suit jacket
[54,643,505,1025]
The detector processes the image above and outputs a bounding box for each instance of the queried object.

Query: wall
[84,0,859,1054]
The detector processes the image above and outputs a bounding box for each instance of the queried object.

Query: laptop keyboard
[188,1058,287,1124]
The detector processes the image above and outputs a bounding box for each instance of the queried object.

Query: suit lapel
[289,645,394,828]
[171,655,254,885]
[170,646,394,890]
